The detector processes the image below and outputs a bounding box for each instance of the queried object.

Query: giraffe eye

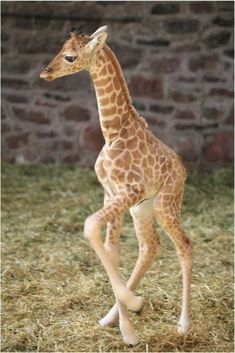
[64,55,77,63]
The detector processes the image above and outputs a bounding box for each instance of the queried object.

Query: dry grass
[2,163,234,352]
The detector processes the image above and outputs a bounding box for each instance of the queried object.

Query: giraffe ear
[85,26,108,53]
[90,25,108,39]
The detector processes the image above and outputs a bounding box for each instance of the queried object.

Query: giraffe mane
[103,45,138,117]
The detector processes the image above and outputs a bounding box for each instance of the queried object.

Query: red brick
[40,155,56,164]
[82,124,104,152]
[63,104,90,122]
[51,140,73,151]
[151,57,181,74]
[109,42,142,69]
[6,133,29,149]
[1,106,6,120]
[189,55,218,72]
[2,77,28,89]
[31,111,50,124]
[224,48,234,58]
[175,110,196,120]
[35,98,57,108]
[62,154,81,165]
[1,122,11,133]
[212,16,234,27]
[205,132,234,162]
[173,44,200,53]
[189,2,213,13]
[226,107,234,125]
[36,131,57,138]
[129,76,164,99]
[146,117,166,128]
[170,91,198,103]
[13,108,50,124]
[177,76,197,84]
[151,3,180,15]
[209,88,234,98]
[150,104,174,114]
[137,38,170,47]
[6,94,28,104]
[216,2,234,12]
[176,135,199,162]
[203,30,231,48]
[164,19,199,35]
[203,107,223,121]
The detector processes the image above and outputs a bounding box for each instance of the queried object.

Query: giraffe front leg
[97,195,139,345]
[100,198,160,327]
[101,230,139,346]
[84,189,144,312]
[118,301,139,346]
[99,213,123,327]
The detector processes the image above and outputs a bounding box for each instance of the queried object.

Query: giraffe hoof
[99,304,119,327]
[99,313,118,327]
[177,320,191,334]
[120,322,139,346]
[123,333,139,346]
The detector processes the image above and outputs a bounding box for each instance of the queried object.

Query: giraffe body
[91,44,187,205]
[40,26,193,345]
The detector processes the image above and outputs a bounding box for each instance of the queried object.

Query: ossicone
[66,26,84,37]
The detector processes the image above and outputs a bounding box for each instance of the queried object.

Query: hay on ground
[2,164,234,352]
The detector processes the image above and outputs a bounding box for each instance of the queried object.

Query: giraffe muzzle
[40,66,54,81]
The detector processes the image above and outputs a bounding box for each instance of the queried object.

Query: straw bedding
[2,163,233,352]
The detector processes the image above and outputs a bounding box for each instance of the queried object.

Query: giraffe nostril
[43,66,52,73]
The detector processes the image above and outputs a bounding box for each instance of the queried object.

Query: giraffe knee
[179,237,193,261]
[153,238,161,257]
[104,243,119,267]
[185,237,193,253]
[140,237,160,259]
[84,215,102,241]
[104,242,118,255]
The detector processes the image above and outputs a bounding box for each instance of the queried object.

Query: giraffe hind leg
[129,197,160,290]
[154,180,193,334]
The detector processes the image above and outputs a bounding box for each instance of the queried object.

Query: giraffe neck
[89,45,138,145]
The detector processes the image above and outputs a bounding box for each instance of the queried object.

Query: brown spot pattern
[102,115,121,130]
[139,141,148,155]
[137,130,145,139]
[127,137,138,149]
[117,92,124,105]
[113,77,121,90]
[110,92,116,103]
[108,64,114,74]
[106,83,113,93]
[100,97,109,106]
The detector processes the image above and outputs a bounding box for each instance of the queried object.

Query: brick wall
[2,1,234,167]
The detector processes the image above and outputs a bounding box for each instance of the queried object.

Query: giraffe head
[40,26,108,81]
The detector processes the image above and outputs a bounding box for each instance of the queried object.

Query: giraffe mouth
[40,72,55,81]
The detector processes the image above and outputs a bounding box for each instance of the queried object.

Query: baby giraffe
[40,26,193,345]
